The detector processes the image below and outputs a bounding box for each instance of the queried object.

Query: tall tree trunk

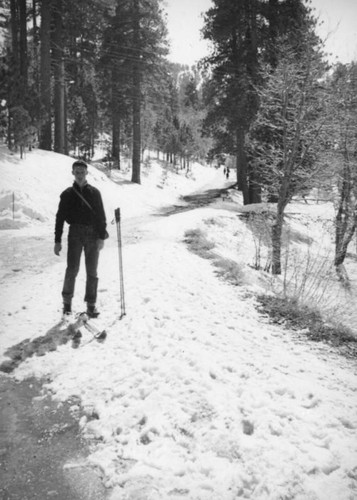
[334,161,356,281]
[111,69,121,169]
[248,167,261,203]
[39,0,51,150]
[246,0,262,203]
[32,0,40,102]
[112,110,121,169]
[19,0,27,90]
[236,127,249,204]
[53,0,66,154]
[335,219,356,266]
[268,0,279,68]
[271,176,290,275]
[131,0,141,184]
[54,57,66,153]
[9,0,19,147]
[10,0,19,65]
[271,209,284,275]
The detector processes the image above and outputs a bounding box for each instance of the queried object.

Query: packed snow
[0,146,356,500]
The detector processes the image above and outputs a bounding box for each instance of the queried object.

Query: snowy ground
[0,146,357,500]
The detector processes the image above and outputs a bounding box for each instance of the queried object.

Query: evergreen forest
[0,0,356,275]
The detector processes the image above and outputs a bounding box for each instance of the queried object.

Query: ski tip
[97,330,107,342]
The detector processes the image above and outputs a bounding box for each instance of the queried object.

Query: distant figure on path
[226,167,230,179]
[54,160,107,318]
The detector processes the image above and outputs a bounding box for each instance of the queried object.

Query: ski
[61,312,107,347]
[77,312,107,347]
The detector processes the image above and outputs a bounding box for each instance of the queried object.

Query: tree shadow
[156,184,237,217]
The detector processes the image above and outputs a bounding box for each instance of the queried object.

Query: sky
[1,147,357,498]
[163,0,213,66]
[312,0,357,64]
[163,0,357,66]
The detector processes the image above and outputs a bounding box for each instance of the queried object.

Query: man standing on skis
[54,159,108,318]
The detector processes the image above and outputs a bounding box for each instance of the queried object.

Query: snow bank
[1,146,357,499]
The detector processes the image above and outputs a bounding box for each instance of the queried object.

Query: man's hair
[72,159,88,169]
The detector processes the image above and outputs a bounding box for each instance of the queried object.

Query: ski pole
[115,208,126,319]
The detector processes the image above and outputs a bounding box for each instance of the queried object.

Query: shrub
[257,294,356,347]
[184,228,215,258]
[212,258,245,286]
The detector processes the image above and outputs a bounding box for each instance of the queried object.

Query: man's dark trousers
[62,224,99,305]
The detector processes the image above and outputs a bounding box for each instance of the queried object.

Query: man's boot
[63,302,72,316]
[86,303,100,318]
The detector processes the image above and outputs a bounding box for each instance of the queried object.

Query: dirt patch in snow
[0,375,110,500]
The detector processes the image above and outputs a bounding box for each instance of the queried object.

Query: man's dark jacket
[55,182,107,243]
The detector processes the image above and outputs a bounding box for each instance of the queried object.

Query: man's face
[72,166,88,186]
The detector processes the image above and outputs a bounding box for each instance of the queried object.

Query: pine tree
[99,1,132,167]
[202,0,262,203]
[249,29,328,274]
[202,0,321,205]
[63,0,109,157]
[39,0,51,150]
[98,0,168,182]
[52,0,66,154]
[327,63,357,282]
[130,0,168,183]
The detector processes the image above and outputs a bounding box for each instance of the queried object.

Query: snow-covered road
[1,148,356,499]
[7,209,357,500]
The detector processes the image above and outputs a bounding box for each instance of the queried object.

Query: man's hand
[97,239,105,251]
[54,242,62,256]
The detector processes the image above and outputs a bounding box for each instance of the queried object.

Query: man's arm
[93,189,107,240]
[54,242,62,255]
[54,193,66,254]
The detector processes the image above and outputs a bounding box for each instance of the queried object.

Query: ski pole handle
[115,208,121,222]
